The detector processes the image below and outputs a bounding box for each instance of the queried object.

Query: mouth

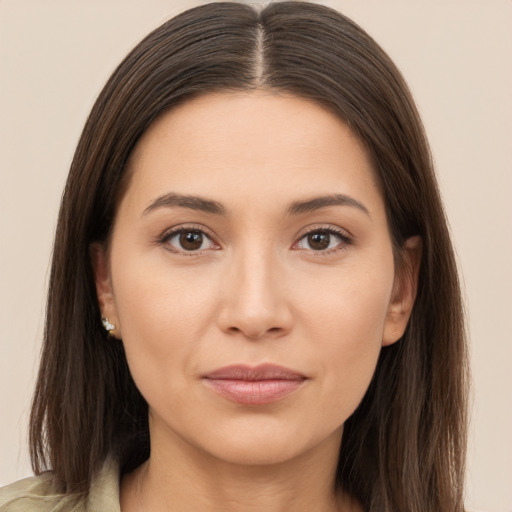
[202,364,307,405]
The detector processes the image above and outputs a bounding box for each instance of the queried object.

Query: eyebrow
[287,194,370,217]
[142,193,226,216]
[142,192,369,218]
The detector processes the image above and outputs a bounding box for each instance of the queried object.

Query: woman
[0,2,468,511]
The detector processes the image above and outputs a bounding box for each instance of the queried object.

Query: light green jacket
[0,458,120,512]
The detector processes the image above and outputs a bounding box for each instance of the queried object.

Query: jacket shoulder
[0,474,85,512]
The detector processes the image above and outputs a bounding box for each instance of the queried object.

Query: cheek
[300,256,393,338]
[109,249,220,393]
[298,260,394,411]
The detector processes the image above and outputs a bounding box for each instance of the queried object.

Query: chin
[190,417,343,468]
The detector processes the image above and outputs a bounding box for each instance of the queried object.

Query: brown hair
[29,2,468,510]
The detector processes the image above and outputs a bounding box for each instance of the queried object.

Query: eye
[161,228,217,253]
[295,228,351,252]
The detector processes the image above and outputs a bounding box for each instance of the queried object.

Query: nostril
[216,292,294,339]
[225,325,284,340]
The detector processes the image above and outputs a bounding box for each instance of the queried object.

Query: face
[93,91,417,467]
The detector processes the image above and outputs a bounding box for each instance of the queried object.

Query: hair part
[30,3,468,511]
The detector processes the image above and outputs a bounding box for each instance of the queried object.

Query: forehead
[124,91,383,216]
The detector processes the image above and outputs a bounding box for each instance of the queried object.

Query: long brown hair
[29,2,468,510]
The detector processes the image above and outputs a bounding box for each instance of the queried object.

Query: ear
[90,243,120,338]
[382,236,422,346]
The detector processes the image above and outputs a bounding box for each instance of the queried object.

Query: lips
[202,364,307,405]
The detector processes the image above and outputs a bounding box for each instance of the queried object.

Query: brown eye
[179,231,204,250]
[165,229,215,252]
[307,232,330,250]
[296,228,349,252]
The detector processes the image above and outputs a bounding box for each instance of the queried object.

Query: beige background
[1,1,511,510]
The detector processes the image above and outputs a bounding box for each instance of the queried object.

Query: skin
[92,91,420,512]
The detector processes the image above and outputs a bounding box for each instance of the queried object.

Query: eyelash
[157,224,219,256]
[294,226,352,255]
[157,225,353,256]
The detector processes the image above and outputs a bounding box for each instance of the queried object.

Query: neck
[120,425,359,512]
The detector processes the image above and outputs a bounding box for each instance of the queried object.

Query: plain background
[0,1,511,510]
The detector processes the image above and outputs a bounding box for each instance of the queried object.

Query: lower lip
[203,378,305,405]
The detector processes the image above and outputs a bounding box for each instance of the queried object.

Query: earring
[102,317,116,336]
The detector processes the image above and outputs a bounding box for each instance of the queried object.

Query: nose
[216,247,293,340]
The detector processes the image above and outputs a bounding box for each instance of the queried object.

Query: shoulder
[0,473,85,512]
[0,457,120,512]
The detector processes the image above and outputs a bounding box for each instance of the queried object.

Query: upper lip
[203,364,306,381]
